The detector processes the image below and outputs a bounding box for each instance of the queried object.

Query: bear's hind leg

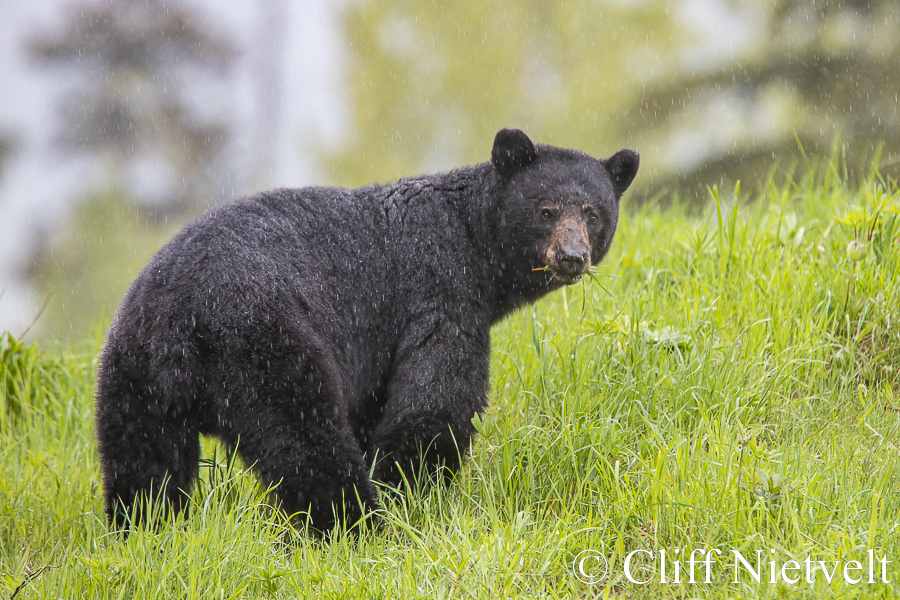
[227,406,377,532]
[96,371,200,531]
[215,341,378,533]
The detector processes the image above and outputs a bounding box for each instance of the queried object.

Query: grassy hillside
[2,159,899,598]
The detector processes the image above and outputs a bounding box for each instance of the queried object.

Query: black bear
[95,128,639,532]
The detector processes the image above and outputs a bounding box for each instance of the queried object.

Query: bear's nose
[557,249,587,274]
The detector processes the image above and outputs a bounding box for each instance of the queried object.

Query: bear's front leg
[368,319,490,488]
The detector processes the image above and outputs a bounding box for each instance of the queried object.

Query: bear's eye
[541,208,554,221]
[588,213,599,224]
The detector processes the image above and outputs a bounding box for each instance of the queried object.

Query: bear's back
[110,169,493,393]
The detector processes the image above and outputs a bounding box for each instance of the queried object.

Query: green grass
[3,158,900,598]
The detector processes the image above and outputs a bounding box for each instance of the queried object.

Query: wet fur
[95,129,639,532]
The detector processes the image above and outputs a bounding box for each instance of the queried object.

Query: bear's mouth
[550,271,582,285]
[534,266,584,285]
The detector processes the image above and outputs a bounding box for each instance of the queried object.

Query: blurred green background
[2,0,898,343]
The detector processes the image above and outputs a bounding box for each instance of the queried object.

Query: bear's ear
[491,128,536,179]
[603,148,640,200]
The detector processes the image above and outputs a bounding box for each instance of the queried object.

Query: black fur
[95,129,639,532]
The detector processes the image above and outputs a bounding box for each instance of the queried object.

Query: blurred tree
[27,0,236,213]
[327,0,899,197]
[26,0,236,341]
[619,0,900,189]
[323,0,683,189]
[0,133,14,177]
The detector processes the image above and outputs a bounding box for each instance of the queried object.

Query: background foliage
[18,0,900,341]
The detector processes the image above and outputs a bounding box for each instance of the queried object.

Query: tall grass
[2,158,899,598]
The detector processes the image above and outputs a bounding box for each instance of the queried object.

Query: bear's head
[491,128,639,291]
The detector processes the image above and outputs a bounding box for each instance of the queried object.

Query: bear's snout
[556,247,588,274]
[544,216,592,283]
